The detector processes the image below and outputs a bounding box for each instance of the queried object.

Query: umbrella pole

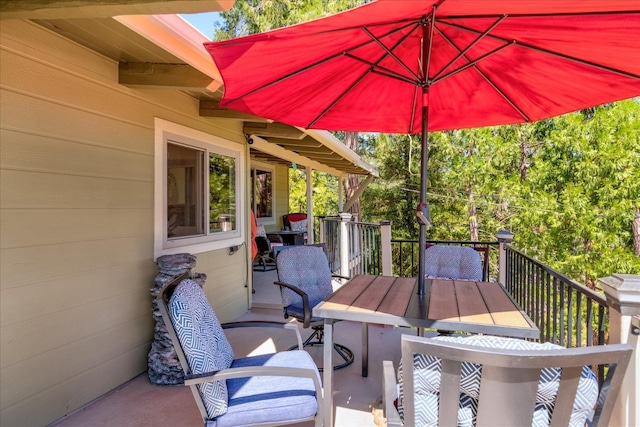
[417,90,429,295]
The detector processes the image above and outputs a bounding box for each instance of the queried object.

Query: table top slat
[454,281,494,324]
[427,279,459,321]
[328,274,376,306]
[478,282,532,328]
[377,277,416,317]
[350,276,397,312]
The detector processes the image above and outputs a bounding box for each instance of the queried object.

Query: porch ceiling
[19,6,376,177]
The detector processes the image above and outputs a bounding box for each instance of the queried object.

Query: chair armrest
[274,280,312,328]
[222,321,303,350]
[332,274,350,282]
[184,365,323,408]
[382,360,403,427]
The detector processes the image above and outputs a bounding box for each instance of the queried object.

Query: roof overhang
[2,0,378,178]
[0,0,234,20]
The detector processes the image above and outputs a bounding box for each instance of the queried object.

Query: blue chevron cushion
[397,335,598,427]
[424,245,483,281]
[275,246,333,307]
[170,279,235,419]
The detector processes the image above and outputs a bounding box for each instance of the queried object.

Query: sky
[180,12,221,40]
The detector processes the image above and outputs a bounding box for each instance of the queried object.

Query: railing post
[319,216,325,244]
[380,220,392,276]
[599,274,640,427]
[339,212,352,278]
[496,230,514,286]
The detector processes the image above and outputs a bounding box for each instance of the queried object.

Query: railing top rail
[506,245,607,305]
[392,239,498,246]
[321,217,381,227]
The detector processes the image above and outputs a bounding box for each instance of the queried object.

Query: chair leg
[289,325,354,371]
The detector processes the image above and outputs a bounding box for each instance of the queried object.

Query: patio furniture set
[158,244,632,427]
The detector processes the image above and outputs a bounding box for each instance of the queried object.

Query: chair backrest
[254,235,271,254]
[282,212,307,229]
[275,244,332,308]
[398,334,632,427]
[157,273,235,422]
[424,244,483,281]
[273,242,326,259]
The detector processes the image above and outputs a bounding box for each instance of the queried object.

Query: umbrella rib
[436,10,640,20]
[423,8,437,83]
[431,15,507,81]
[222,51,346,106]
[344,53,420,85]
[306,21,426,128]
[362,26,421,81]
[306,70,372,128]
[410,85,419,134]
[433,42,513,84]
[223,21,421,106]
[433,26,530,122]
[439,20,640,81]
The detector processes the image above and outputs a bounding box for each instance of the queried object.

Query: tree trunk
[344,132,360,218]
[468,187,479,241]
[633,207,640,256]
[519,135,528,181]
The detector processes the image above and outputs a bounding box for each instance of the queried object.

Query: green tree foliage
[288,168,339,216]
[214,0,366,39]
[361,100,640,285]
[514,101,640,286]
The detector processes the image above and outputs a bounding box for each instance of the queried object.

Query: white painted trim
[115,14,223,91]
[154,118,245,259]
[297,128,379,177]
[249,135,346,177]
[250,160,276,226]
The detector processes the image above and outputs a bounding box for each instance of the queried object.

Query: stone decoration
[147,253,207,385]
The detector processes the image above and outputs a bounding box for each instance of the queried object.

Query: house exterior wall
[0,20,249,426]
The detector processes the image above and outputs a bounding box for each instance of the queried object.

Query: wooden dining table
[313,274,540,426]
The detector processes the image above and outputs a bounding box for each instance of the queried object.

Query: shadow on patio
[49,270,428,427]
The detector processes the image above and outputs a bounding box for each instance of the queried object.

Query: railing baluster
[576,292,583,346]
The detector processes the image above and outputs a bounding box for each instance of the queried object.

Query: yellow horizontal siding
[0,20,250,426]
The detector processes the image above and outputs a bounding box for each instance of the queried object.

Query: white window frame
[251,161,276,226]
[154,118,244,258]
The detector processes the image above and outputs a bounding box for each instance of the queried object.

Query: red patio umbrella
[204,0,640,294]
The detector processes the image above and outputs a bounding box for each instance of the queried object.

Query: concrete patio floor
[49,270,427,427]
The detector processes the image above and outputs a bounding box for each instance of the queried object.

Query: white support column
[318,217,326,244]
[496,230,514,286]
[339,212,352,278]
[380,220,393,276]
[338,176,344,212]
[306,167,314,243]
[599,274,640,427]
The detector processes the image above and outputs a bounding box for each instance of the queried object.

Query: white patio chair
[383,334,631,427]
[158,273,323,427]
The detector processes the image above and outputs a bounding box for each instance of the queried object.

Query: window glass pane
[209,152,236,233]
[167,142,204,238]
[254,169,273,218]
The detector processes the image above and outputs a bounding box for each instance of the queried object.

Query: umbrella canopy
[204,0,640,293]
